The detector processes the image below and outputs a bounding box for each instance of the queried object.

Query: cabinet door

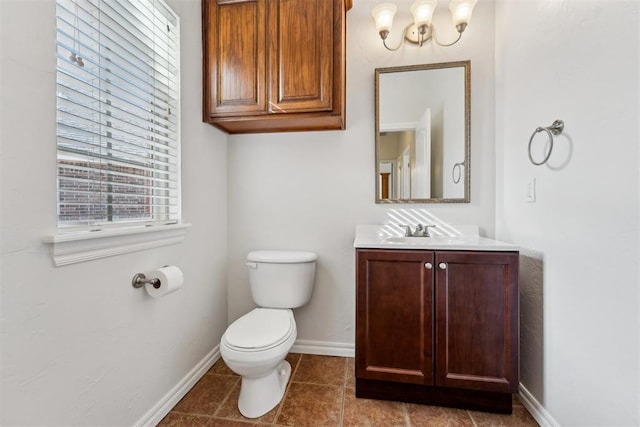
[204,0,267,116]
[435,251,519,393]
[356,250,434,385]
[267,0,333,113]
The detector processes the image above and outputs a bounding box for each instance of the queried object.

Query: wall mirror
[375,60,470,203]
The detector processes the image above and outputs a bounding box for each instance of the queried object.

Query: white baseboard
[291,339,355,357]
[135,340,352,426]
[135,344,561,427]
[137,343,560,427]
[518,383,560,427]
[135,345,220,427]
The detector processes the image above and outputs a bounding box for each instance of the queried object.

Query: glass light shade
[449,0,478,28]
[410,0,437,28]
[372,3,398,33]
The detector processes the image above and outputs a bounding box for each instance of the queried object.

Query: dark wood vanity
[355,248,519,413]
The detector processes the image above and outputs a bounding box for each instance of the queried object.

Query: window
[55,0,180,230]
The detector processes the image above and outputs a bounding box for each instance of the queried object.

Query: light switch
[526,178,536,203]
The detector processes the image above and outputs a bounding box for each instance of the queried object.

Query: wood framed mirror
[375,61,470,203]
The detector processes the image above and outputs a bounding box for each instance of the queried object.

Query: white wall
[0,0,229,425]
[495,1,639,425]
[6,1,636,425]
[227,0,496,347]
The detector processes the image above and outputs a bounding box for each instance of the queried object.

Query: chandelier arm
[382,23,417,51]
[382,38,403,51]
[431,27,463,47]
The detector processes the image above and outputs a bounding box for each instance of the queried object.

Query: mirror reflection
[375,61,470,203]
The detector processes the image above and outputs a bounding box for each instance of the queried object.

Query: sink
[353,225,519,251]
[385,236,461,245]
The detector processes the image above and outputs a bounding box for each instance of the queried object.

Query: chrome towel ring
[528,120,564,165]
[452,161,464,184]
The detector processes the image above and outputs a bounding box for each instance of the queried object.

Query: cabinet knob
[438,262,447,270]
[425,262,433,269]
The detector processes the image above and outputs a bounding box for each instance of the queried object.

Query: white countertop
[353,225,519,252]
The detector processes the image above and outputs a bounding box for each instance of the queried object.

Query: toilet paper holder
[132,273,161,289]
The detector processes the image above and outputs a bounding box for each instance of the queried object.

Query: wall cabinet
[355,249,519,413]
[202,0,349,134]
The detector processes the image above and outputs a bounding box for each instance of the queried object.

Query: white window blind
[56,0,180,229]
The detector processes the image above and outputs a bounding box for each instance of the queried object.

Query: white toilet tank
[246,250,317,308]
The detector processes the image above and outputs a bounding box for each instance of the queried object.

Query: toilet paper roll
[145,265,184,298]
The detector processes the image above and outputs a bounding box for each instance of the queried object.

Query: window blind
[56,0,180,228]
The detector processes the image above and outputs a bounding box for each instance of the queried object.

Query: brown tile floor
[158,354,539,426]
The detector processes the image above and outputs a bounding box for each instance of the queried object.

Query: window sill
[43,223,191,266]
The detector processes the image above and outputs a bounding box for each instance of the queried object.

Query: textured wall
[495,1,639,425]
[226,0,497,348]
[0,0,229,425]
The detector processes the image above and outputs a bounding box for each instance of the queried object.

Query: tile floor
[159,354,539,426]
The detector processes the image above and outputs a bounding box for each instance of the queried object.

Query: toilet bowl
[219,250,317,419]
[220,308,297,418]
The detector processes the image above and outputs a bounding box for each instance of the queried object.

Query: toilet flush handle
[245,262,258,269]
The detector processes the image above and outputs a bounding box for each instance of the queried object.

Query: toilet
[220,250,317,418]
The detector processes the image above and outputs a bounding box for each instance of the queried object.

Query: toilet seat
[222,308,294,352]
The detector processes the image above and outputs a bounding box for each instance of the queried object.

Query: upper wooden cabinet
[202,0,349,134]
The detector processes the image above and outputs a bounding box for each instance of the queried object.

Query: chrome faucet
[399,223,437,237]
[399,224,412,236]
[422,224,436,237]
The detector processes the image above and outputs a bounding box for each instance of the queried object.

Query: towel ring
[452,161,464,184]
[528,120,564,165]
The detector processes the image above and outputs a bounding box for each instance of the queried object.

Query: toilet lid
[247,250,317,263]
[224,308,294,350]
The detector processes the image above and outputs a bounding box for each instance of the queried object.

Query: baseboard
[136,344,555,427]
[135,345,220,427]
[290,339,355,357]
[518,383,560,427]
[135,340,351,425]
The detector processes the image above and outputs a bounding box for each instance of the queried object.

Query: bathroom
[0,0,638,426]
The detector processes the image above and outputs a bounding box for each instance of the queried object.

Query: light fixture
[372,0,477,51]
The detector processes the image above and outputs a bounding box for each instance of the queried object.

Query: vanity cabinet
[355,248,519,413]
[202,0,349,134]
